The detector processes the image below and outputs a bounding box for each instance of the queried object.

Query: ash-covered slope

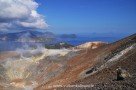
[36,33,136,90]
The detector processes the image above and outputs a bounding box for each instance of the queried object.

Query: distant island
[0,30,56,43]
[60,34,77,39]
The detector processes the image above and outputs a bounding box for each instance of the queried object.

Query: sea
[0,35,124,52]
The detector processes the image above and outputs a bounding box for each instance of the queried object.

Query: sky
[36,0,136,34]
[0,0,136,35]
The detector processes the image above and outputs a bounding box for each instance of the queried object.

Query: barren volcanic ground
[0,34,136,90]
[0,48,80,90]
[36,34,136,90]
